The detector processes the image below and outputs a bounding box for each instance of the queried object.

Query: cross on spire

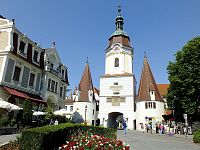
[118,5,121,15]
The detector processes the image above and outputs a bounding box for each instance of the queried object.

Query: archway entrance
[107,112,123,129]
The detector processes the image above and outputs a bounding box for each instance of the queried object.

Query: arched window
[114,58,119,67]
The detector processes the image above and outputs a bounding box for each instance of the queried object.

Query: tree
[22,99,33,127]
[44,106,54,123]
[167,37,200,114]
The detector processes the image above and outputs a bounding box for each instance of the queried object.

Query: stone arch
[107,112,123,129]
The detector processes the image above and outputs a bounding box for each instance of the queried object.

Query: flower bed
[19,123,117,150]
[59,130,131,150]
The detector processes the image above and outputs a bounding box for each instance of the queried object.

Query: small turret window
[114,58,119,67]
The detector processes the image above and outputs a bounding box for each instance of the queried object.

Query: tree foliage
[22,99,33,127]
[44,106,54,123]
[167,37,200,114]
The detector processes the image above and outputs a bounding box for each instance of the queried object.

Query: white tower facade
[136,55,165,131]
[99,7,136,130]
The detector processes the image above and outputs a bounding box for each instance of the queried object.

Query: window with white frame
[51,80,55,92]
[29,73,35,87]
[19,41,26,54]
[70,106,73,112]
[114,58,119,67]
[48,79,51,90]
[33,50,39,62]
[55,82,58,93]
[13,66,21,82]
[145,102,156,109]
[60,87,63,97]
[62,69,64,78]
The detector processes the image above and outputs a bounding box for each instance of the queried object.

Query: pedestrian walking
[184,125,188,137]
[177,125,181,135]
[122,119,127,135]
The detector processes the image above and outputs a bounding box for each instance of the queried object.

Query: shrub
[193,129,200,143]
[192,121,200,133]
[19,123,116,150]
[0,115,10,127]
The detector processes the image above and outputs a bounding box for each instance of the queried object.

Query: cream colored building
[0,15,69,109]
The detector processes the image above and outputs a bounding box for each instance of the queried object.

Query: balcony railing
[48,68,66,81]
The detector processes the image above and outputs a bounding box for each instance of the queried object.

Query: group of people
[140,122,190,137]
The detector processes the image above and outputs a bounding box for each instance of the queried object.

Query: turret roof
[78,62,95,102]
[137,55,163,102]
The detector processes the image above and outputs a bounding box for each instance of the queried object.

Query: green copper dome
[111,29,128,37]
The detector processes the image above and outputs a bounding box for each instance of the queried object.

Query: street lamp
[85,105,87,125]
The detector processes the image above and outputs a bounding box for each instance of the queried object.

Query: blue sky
[1,0,200,94]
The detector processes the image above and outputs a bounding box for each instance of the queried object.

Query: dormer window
[114,58,119,67]
[33,51,39,62]
[19,41,26,53]
[62,69,64,77]
[51,63,54,69]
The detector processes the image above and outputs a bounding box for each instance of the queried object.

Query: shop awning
[25,92,47,105]
[2,86,47,105]
[3,86,28,99]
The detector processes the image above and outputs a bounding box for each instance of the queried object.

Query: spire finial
[52,42,56,48]
[118,5,121,15]
[86,57,89,64]
[115,5,124,31]
[144,51,147,58]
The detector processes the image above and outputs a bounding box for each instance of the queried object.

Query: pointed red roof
[78,63,95,102]
[137,56,163,102]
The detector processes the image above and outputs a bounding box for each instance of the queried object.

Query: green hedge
[19,123,116,150]
[193,129,200,143]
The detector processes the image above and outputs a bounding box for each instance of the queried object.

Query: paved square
[117,130,200,150]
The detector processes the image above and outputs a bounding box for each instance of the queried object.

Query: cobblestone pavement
[117,130,200,150]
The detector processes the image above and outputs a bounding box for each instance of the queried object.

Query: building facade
[65,62,99,125]
[0,15,69,109]
[98,7,165,130]
[136,55,165,131]
[98,7,137,130]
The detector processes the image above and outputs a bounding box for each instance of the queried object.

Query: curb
[0,142,9,148]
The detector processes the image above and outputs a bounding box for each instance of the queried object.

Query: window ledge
[12,80,20,85]
[32,60,40,66]
[18,50,27,58]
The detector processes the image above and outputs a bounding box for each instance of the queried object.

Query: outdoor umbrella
[33,111,46,116]
[0,99,22,110]
[54,109,71,116]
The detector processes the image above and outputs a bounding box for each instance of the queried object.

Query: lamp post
[85,105,87,125]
